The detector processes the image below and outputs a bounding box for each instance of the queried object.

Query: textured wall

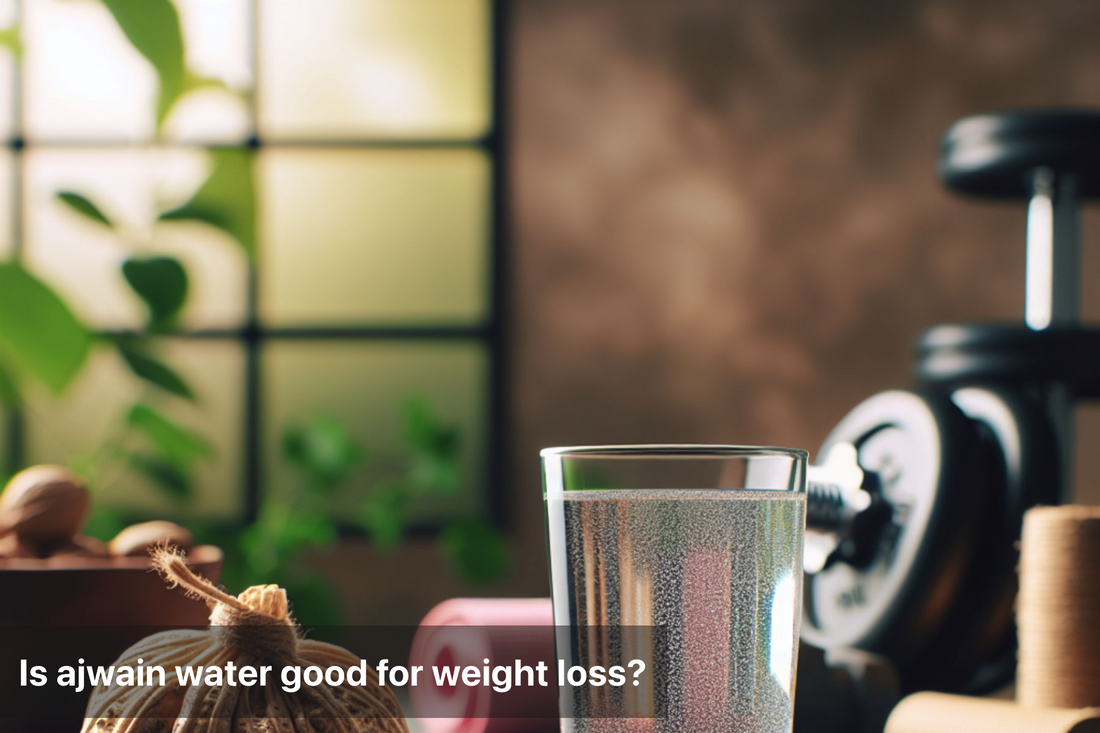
[506,0,1100,593]
[325,0,1100,621]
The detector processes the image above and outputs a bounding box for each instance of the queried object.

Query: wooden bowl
[0,544,222,625]
[0,545,224,732]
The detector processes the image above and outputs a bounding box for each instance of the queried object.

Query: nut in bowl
[0,465,96,559]
[0,466,224,733]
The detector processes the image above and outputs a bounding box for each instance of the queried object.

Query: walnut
[109,520,194,557]
[0,465,89,555]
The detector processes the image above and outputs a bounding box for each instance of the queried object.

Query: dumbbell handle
[806,475,867,530]
[802,443,890,573]
[1025,168,1079,330]
[938,111,1100,331]
[1026,169,1079,502]
[805,443,874,530]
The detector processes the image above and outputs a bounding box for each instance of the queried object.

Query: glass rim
[540,444,808,460]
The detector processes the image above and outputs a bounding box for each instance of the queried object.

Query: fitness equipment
[799,110,1100,694]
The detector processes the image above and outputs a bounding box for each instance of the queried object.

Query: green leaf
[121,256,188,330]
[282,415,363,489]
[65,454,99,487]
[274,510,337,554]
[240,502,337,577]
[182,71,227,94]
[404,397,462,457]
[116,340,195,400]
[127,403,212,465]
[0,263,91,394]
[359,480,409,550]
[237,519,279,578]
[56,191,113,228]
[409,451,461,496]
[101,0,185,127]
[126,451,191,499]
[403,397,462,494]
[160,149,255,258]
[0,25,22,59]
[439,519,510,584]
[0,361,20,408]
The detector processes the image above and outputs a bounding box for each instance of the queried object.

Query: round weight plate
[939,110,1100,198]
[917,324,1100,398]
[802,390,988,674]
[914,387,1061,693]
[952,387,1060,559]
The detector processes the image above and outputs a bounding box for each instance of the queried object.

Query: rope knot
[152,545,300,661]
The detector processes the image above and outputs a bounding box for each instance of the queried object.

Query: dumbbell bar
[805,444,890,573]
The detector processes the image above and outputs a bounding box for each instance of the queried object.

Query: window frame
[1,0,509,531]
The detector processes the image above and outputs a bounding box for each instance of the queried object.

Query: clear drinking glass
[542,445,808,733]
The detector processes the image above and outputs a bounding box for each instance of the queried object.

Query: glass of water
[542,445,807,733]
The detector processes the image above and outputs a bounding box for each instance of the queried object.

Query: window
[0,0,505,532]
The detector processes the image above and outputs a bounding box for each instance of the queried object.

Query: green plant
[102,0,242,130]
[0,191,227,501]
[202,399,509,624]
[0,0,254,501]
[0,0,508,624]
[51,162,251,502]
[359,398,509,585]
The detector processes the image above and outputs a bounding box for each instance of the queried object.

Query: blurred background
[2,0,1100,625]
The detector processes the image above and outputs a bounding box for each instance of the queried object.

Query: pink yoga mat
[409,598,558,733]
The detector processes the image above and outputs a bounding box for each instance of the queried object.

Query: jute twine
[1018,505,1100,708]
[153,546,300,662]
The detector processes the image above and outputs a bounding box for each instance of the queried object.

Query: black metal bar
[247,0,260,143]
[94,324,491,341]
[242,322,261,523]
[486,0,510,529]
[242,0,262,524]
[8,136,495,151]
[10,0,22,257]
[4,0,25,478]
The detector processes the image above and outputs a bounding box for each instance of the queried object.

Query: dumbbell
[800,110,1100,694]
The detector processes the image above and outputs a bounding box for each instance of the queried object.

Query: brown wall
[326,0,1100,623]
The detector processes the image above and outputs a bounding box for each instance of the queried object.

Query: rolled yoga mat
[409,598,558,733]
[885,692,1100,733]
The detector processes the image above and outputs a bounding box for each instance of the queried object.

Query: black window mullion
[4,0,25,478]
[486,0,508,528]
[242,0,262,523]
[3,0,505,533]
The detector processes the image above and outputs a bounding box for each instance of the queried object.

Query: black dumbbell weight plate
[907,387,1061,693]
[802,390,989,678]
[940,110,1100,198]
[917,324,1100,399]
